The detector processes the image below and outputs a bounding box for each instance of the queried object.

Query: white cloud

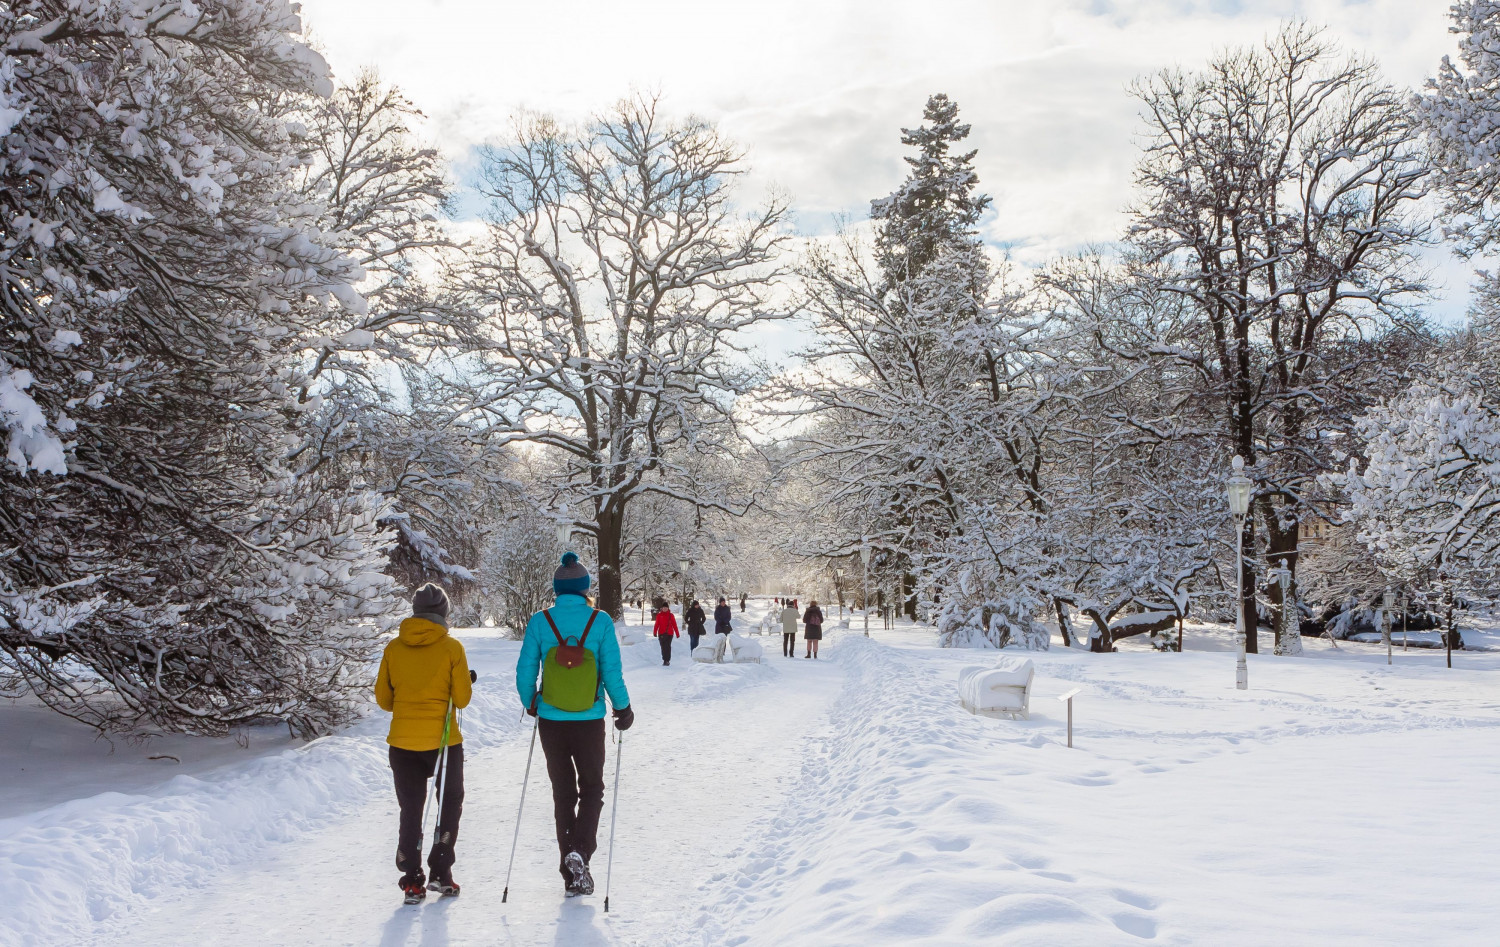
[299,0,1471,319]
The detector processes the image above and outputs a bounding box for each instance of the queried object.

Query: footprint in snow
[1113,912,1159,939]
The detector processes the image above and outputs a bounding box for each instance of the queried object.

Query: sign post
[1057,688,1081,748]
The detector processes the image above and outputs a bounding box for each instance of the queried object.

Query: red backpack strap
[577,609,599,647]
[541,609,566,646]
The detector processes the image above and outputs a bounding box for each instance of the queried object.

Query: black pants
[783,632,796,656]
[539,717,606,880]
[390,743,464,882]
[658,634,673,664]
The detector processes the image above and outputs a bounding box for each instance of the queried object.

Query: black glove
[470,669,478,684]
[613,705,634,732]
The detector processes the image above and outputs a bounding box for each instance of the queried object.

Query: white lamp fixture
[1226,455,1252,519]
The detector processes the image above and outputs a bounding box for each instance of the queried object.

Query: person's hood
[398,616,449,647]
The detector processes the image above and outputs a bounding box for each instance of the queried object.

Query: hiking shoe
[401,878,427,904]
[427,875,460,897]
[564,851,594,896]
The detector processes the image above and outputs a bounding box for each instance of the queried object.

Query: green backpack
[540,608,602,713]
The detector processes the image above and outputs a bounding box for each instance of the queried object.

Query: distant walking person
[803,600,824,659]
[516,553,634,897]
[375,584,472,903]
[740,593,747,612]
[685,599,706,652]
[652,599,679,666]
[780,601,799,658]
[714,597,733,635]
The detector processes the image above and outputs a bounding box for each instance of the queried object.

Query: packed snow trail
[88,600,844,947]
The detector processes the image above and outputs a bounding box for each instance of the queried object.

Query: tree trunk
[595,508,624,619]
[1053,598,1074,648]
[1085,610,1113,652]
[1266,515,1302,655]
[1240,515,1259,654]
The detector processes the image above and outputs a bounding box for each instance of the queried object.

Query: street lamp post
[1226,455,1253,691]
[860,543,871,638]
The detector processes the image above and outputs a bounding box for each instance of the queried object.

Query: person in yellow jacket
[375,583,472,903]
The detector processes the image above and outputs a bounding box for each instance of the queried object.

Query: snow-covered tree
[458,94,789,618]
[1334,373,1500,649]
[1419,1,1500,266]
[1126,24,1431,655]
[0,1,396,736]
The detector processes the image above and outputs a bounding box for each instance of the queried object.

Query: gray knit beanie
[412,583,450,624]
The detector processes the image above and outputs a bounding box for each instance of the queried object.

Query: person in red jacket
[652,599,680,666]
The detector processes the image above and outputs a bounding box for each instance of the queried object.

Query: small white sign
[1057,688,1082,702]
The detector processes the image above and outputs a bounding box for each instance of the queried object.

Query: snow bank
[1,639,521,947]
[0,735,389,945]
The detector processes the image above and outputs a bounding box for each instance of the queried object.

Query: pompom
[561,551,579,566]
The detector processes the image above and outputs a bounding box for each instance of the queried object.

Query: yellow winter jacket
[374,617,472,751]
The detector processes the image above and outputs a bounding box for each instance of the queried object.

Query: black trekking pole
[501,716,540,903]
[432,704,459,842]
[603,728,623,913]
[419,698,455,858]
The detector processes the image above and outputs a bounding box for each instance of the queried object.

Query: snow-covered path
[92,600,843,947]
[7,602,1500,946]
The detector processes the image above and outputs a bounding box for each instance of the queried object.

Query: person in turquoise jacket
[515,551,633,897]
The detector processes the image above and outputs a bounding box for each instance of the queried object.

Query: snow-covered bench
[728,634,763,664]
[958,657,1034,719]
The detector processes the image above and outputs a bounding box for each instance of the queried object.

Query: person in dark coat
[714,598,733,635]
[802,600,824,659]
[685,600,707,652]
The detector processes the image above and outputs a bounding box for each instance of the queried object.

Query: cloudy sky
[298,0,1472,320]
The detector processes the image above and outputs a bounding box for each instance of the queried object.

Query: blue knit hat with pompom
[554,551,590,596]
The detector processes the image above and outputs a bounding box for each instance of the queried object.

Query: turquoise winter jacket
[516,594,631,721]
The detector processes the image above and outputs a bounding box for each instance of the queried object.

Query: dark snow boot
[400,874,427,904]
[564,851,594,896]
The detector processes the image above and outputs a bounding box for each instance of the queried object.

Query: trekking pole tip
[502,887,509,903]
[604,897,610,913]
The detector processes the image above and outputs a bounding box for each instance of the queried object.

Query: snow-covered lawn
[4,601,1499,945]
